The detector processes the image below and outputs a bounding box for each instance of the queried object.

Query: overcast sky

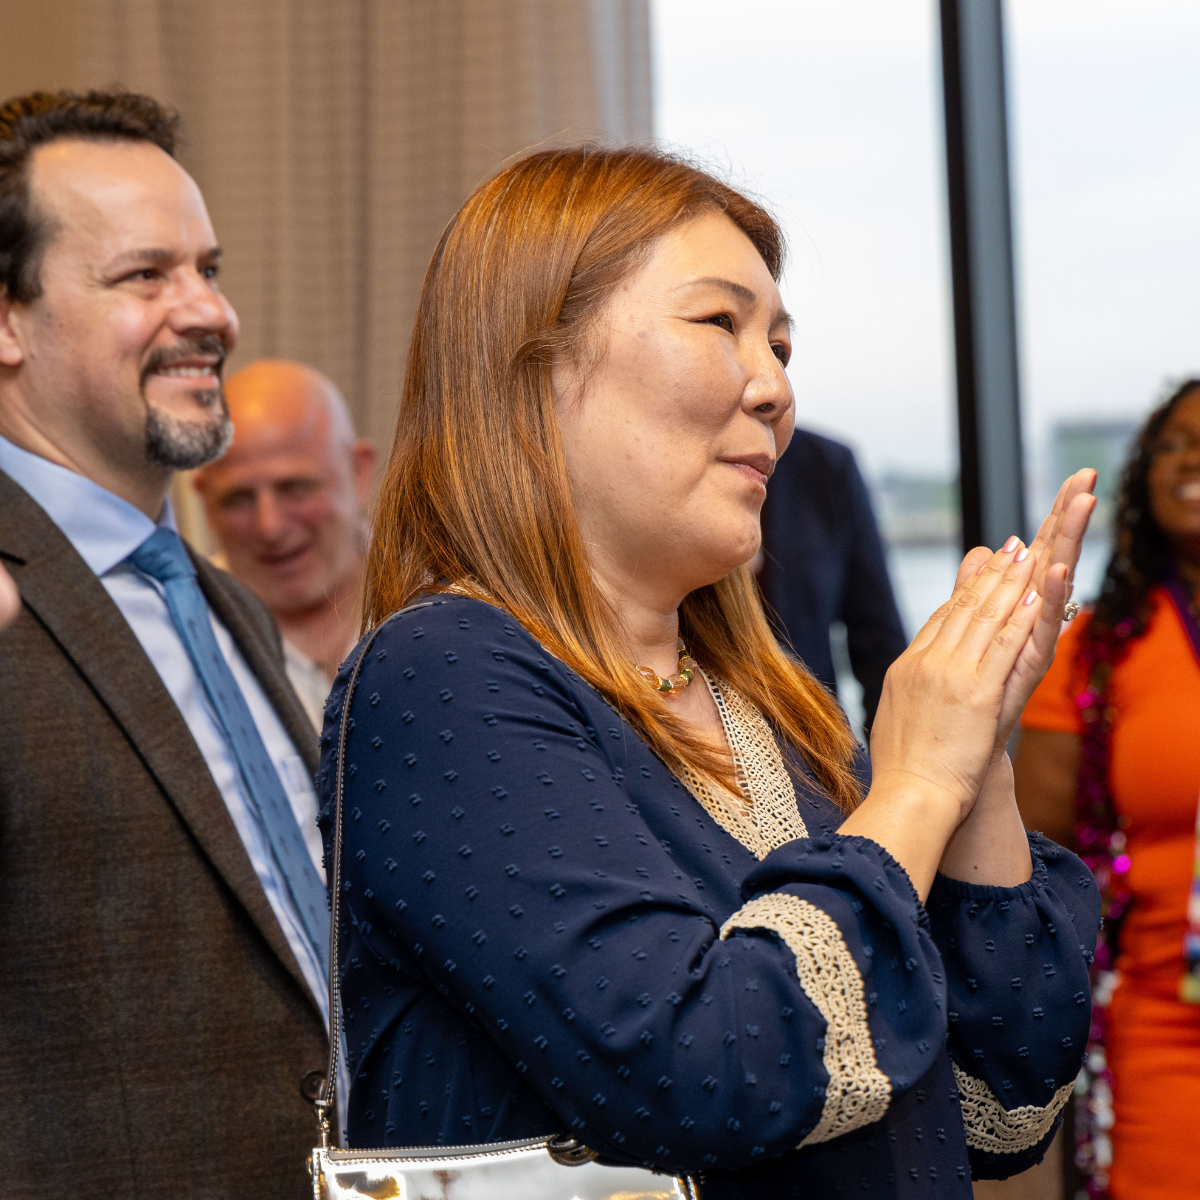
[651,0,1200,492]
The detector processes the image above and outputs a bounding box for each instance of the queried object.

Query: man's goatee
[145,396,234,469]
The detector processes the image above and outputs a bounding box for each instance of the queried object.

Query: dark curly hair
[1091,376,1200,634]
[0,89,181,304]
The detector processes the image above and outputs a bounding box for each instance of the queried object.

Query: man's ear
[351,438,377,507]
[0,288,26,369]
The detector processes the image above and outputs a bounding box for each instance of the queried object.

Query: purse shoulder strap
[315,601,436,1146]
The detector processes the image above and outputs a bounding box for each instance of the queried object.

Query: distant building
[874,471,959,545]
[1051,418,1138,533]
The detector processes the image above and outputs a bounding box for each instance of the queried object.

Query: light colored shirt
[0,434,328,1025]
[284,640,337,733]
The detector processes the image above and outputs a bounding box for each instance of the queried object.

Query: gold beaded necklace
[635,642,699,694]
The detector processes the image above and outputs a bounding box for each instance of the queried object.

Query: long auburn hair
[364,145,861,811]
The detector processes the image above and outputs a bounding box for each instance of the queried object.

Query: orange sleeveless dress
[1022,588,1200,1200]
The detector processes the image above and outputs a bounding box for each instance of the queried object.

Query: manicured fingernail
[1002,536,1019,553]
[1023,588,1038,606]
[1015,547,1029,562]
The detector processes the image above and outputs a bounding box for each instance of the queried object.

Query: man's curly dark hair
[0,89,181,304]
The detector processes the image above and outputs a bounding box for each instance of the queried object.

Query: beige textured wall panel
[67,0,651,454]
[0,0,87,98]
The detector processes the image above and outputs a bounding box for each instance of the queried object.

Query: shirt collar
[0,433,177,577]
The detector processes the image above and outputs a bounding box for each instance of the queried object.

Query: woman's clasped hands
[841,468,1097,898]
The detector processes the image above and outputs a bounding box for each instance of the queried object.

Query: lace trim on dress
[679,672,808,860]
[692,680,890,1140]
[721,892,891,1145]
[953,1064,1073,1155]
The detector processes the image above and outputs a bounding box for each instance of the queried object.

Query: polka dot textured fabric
[316,597,1101,1197]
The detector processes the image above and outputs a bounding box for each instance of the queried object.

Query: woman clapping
[319,147,1100,1198]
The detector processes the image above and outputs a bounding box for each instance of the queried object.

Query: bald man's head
[195,359,376,617]
[223,359,356,449]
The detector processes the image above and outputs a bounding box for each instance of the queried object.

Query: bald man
[195,359,375,727]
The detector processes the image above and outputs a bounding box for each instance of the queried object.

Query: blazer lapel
[0,471,320,1014]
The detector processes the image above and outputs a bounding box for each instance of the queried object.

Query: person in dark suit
[0,90,327,1196]
[760,427,907,729]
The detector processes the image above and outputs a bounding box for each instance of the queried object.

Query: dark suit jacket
[0,468,327,1198]
[761,429,907,728]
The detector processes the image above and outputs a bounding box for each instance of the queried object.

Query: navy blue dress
[317,596,1101,1197]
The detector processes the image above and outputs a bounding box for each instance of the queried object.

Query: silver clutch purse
[310,1138,697,1199]
[309,608,700,1200]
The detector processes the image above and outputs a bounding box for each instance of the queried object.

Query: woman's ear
[550,354,584,414]
[550,313,611,415]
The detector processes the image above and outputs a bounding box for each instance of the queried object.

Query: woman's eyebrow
[680,276,757,304]
[679,276,793,329]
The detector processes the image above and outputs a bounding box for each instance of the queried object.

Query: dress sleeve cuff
[953,1062,1073,1156]
[744,832,928,929]
[928,838,1051,904]
[720,891,892,1147]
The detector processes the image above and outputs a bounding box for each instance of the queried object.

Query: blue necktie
[129,527,329,982]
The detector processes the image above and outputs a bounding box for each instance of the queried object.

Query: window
[654,0,957,725]
[1008,0,1200,598]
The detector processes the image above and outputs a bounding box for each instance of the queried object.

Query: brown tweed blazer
[0,469,328,1198]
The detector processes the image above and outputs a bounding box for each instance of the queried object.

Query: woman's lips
[729,461,768,487]
[722,456,773,488]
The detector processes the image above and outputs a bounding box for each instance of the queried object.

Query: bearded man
[0,91,328,1197]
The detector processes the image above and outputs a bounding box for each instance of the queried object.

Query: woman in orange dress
[1017,379,1200,1200]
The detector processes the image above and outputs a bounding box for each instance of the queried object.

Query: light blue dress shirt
[0,433,329,1026]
